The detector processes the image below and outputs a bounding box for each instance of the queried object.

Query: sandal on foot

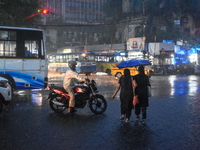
[120,115,124,120]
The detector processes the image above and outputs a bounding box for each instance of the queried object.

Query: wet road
[1,73,200,150]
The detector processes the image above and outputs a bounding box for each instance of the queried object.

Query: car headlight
[0,80,10,88]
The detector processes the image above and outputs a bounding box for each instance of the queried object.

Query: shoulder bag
[133,95,138,106]
[147,86,151,97]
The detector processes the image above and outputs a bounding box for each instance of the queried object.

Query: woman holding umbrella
[132,65,151,124]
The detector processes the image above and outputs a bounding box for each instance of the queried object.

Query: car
[153,65,177,75]
[111,66,153,78]
[0,77,12,113]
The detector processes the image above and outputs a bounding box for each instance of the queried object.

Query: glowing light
[75,87,84,93]
[81,53,87,57]
[42,9,48,14]
[37,9,41,13]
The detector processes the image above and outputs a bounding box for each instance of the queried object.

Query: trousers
[135,105,147,119]
[64,87,75,107]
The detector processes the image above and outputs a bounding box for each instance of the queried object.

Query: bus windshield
[79,52,95,62]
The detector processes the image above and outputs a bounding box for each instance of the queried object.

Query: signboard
[148,42,175,55]
[127,37,146,51]
[63,49,75,53]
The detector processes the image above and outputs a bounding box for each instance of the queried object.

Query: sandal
[120,115,125,120]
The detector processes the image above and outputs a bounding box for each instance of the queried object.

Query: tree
[0,0,40,27]
[142,0,200,44]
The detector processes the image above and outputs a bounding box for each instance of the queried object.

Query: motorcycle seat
[53,86,66,92]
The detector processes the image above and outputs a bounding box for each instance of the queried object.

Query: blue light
[163,40,173,43]
[175,50,186,55]
[173,57,176,64]
[188,48,196,55]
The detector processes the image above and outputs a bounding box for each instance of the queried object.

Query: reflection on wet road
[0,73,200,150]
[151,75,200,97]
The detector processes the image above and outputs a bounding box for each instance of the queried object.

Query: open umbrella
[117,59,151,68]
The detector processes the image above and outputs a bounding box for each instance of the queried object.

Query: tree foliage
[104,0,200,44]
[0,0,40,27]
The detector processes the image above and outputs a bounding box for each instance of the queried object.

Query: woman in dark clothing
[112,69,133,123]
[133,65,150,123]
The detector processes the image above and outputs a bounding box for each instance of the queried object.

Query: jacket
[63,68,85,88]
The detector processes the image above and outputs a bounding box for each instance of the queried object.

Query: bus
[48,53,79,73]
[95,52,128,74]
[48,51,96,75]
[0,26,48,90]
[79,51,96,75]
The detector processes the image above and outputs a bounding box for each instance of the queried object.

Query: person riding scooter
[63,61,87,113]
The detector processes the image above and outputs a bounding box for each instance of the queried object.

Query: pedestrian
[112,69,134,123]
[132,65,151,124]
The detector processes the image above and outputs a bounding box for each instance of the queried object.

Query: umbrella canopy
[117,59,151,68]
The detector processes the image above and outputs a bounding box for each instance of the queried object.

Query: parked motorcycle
[47,79,107,114]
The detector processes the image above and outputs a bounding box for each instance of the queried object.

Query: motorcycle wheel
[49,96,67,113]
[89,94,107,114]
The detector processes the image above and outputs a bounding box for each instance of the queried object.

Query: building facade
[39,0,107,54]
[44,0,105,25]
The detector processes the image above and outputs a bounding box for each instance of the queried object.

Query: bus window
[69,54,73,61]
[0,41,16,57]
[88,55,95,61]
[0,30,17,57]
[60,55,64,62]
[63,55,66,62]
[115,56,122,62]
[109,57,114,62]
[56,55,60,62]
[25,40,40,58]
[49,55,55,63]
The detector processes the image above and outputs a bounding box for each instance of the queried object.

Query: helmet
[68,61,77,70]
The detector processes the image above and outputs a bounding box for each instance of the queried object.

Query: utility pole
[143,0,145,37]
[124,40,127,53]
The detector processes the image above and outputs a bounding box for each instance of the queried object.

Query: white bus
[0,26,48,90]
